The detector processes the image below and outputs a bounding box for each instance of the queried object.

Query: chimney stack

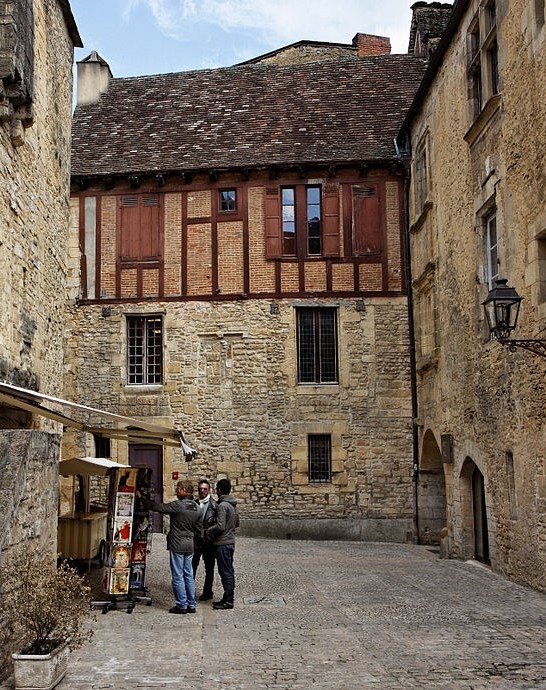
[352,33,391,57]
[76,51,112,106]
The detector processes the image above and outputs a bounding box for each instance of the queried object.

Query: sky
[69,0,431,79]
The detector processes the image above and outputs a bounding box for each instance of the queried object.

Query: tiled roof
[71,54,427,178]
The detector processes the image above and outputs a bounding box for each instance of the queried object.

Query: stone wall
[408,0,546,591]
[0,0,77,673]
[63,296,415,540]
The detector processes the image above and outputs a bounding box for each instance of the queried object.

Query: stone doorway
[460,457,490,564]
[417,429,447,544]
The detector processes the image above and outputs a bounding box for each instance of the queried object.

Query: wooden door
[129,444,163,532]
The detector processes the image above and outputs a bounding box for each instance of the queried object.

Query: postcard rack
[91,466,154,614]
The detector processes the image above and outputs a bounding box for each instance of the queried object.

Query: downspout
[394,136,420,545]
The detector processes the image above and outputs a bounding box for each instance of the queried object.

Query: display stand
[91,466,153,614]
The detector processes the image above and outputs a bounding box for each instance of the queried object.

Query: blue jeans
[169,551,196,609]
[215,543,235,605]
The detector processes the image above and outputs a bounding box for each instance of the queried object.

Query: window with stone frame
[414,137,430,215]
[308,434,332,483]
[535,0,545,28]
[484,210,499,289]
[127,315,163,385]
[536,231,546,303]
[467,0,499,119]
[296,307,338,384]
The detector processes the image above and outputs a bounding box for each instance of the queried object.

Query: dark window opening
[127,315,163,385]
[219,189,236,212]
[308,434,332,483]
[297,308,338,384]
[282,187,296,255]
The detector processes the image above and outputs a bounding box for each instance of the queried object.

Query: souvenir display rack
[91,466,153,614]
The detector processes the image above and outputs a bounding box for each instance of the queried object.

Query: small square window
[308,434,332,483]
[219,189,236,212]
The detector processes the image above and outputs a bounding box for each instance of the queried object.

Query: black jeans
[214,543,235,605]
[192,543,215,596]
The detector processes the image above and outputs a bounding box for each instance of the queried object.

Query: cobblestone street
[4,536,546,689]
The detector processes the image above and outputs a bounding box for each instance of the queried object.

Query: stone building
[67,42,428,540]
[0,0,81,669]
[399,0,546,591]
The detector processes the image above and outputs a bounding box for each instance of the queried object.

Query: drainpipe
[394,136,420,545]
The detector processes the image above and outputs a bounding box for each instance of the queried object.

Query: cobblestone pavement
[4,536,546,689]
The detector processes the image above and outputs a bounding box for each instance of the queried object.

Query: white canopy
[59,456,130,476]
[0,380,197,458]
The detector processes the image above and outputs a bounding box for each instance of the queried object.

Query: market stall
[58,456,129,567]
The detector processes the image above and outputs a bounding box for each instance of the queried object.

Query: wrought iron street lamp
[482,278,546,358]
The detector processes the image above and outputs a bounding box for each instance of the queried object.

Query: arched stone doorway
[460,457,490,563]
[418,429,447,544]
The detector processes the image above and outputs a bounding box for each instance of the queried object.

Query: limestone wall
[63,296,415,539]
[408,0,546,591]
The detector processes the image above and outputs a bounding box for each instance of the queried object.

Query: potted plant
[0,551,94,690]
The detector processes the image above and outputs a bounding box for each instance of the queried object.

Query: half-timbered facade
[67,46,427,539]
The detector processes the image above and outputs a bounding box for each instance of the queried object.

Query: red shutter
[352,184,383,255]
[120,196,140,260]
[322,185,340,256]
[264,188,282,258]
[140,195,160,259]
[120,195,160,261]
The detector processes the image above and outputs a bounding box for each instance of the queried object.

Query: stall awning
[0,381,197,458]
[59,457,129,476]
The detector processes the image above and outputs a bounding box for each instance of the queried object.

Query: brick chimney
[352,33,391,57]
[76,51,112,106]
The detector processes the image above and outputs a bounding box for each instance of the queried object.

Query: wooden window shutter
[264,188,282,258]
[322,185,340,256]
[120,194,160,261]
[120,196,140,260]
[140,195,160,259]
[352,184,383,256]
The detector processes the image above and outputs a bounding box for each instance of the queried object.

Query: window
[414,142,429,214]
[308,434,332,483]
[536,0,545,28]
[281,185,322,256]
[484,211,499,288]
[127,315,163,385]
[505,452,518,520]
[467,1,499,119]
[219,189,236,212]
[297,308,338,384]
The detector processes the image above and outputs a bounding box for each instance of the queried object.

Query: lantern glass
[482,279,522,340]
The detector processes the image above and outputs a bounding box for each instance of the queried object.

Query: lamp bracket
[498,338,546,358]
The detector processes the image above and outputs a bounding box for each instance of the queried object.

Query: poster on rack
[111,544,132,569]
[109,568,130,595]
[131,540,147,565]
[115,492,134,518]
[113,517,132,543]
[116,467,138,493]
[130,564,146,590]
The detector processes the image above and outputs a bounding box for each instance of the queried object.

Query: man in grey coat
[137,479,202,614]
[206,478,239,610]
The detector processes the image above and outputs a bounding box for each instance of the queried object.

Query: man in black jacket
[192,478,218,601]
[207,478,239,610]
[137,479,202,614]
